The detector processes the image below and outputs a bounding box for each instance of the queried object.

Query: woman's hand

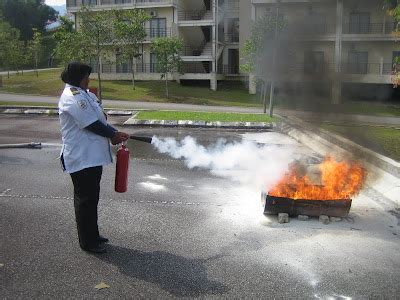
[111,131,130,145]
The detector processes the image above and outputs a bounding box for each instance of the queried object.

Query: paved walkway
[0,68,60,76]
[0,92,399,126]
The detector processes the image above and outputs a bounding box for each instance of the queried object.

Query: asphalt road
[0,115,399,298]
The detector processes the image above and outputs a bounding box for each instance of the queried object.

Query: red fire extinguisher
[115,142,130,193]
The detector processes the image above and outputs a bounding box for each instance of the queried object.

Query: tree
[53,16,89,65]
[78,6,115,102]
[152,37,183,98]
[112,9,150,90]
[0,0,57,40]
[0,18,24,77]
[28,28,43,77]
[384,0,399,86]
[241,10,286,115]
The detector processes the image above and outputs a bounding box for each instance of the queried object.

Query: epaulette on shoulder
[70,87,80,96]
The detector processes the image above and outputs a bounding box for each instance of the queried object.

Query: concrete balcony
[284,21,398,42]
[94,63,162,80]
[143,27,174,42]
[66,0,177,12]
[224,33,239,44]
[342,22,398,41]
[273,62,394,84]
[221,64,239,75]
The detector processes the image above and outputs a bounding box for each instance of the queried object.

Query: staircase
[201,42,212,56]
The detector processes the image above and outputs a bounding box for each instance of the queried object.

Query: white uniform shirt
[58,84,113,173]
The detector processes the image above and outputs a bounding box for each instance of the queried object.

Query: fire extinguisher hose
[129,136,153,144]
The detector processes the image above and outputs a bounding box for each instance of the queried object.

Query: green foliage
[27,28,43,76]
[0,19,25,73]
[152,37,183,76]
[152,37,183,98]
[80,6,117,100]
[383,0,399,86]
[240,13,285,76]
[0,0,57,40]
[53,17,89,65]
[112,9,150,89]
[135,111,277,122]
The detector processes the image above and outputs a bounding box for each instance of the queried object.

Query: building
[243,0,399,102]
[66,0,398,102]
[66,0,240,91]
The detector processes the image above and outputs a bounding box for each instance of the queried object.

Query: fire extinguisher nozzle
[129,136,153,144]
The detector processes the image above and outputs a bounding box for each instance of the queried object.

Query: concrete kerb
[123,117,276,130]
[0,106,137,116]
[0,106,276,129]
[277,116,400,206]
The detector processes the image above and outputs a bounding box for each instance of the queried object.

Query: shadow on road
[98,244,229,297]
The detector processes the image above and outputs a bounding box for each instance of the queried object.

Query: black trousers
[70,166,103,249]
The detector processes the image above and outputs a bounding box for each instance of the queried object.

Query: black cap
[61,62,92,87]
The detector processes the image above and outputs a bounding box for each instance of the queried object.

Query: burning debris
[151,136,368,219]
[269,156,367,201]
[263,156,367,218]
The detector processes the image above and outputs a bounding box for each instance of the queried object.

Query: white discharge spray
[151,136,296,192]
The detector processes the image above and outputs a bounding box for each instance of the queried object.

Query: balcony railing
[181,40,208,56]
[67,0,176,8]
[286,23,336,35]
[95,62,396,76]
[100,63,161,73]
[144,27,171,40]
[343,22,397,34]
[222,64,239,74]
[224,33,239,43]
[280,22,397,36]
[182,62,211,73]
[178,8,208,21]
[136,0,176,6]
[101,0,132,4]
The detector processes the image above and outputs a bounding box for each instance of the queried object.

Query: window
[304,51,325,74]
[150,53,157,73]
[393,51,400,63]
[349,12,370,34]
[150,18,167,38]
[347,51,368,74]
[82,0,97,5]
[308,12,327,34]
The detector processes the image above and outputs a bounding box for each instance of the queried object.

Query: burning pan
[261,193,352,218]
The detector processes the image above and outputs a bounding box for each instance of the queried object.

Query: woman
[59,62,129,254]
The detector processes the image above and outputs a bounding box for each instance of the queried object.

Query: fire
[269,156,367,200]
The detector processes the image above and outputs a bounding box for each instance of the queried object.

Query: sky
[45,0,66,6]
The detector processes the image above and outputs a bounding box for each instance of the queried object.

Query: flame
[269,156,367,200]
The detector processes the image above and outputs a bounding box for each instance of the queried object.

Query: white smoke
[151,136,296,192]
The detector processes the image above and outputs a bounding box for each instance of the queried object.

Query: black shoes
[81,244,107,254]
[80,235,109,253]
[98,235,109,243]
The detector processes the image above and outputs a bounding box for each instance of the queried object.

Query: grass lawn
[1,69,399,116]
[0,69,260,107]
[277,98,400,117]
[135,110,277,122]
[0,101,58,107]
[322,124,400,161]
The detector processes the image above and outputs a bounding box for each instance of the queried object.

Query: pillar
[331,81,342,104]
[332,0,343,104]
[249,73,257,95]
[210,73,217,91]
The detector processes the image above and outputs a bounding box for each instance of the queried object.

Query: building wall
[242,0,398,99]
